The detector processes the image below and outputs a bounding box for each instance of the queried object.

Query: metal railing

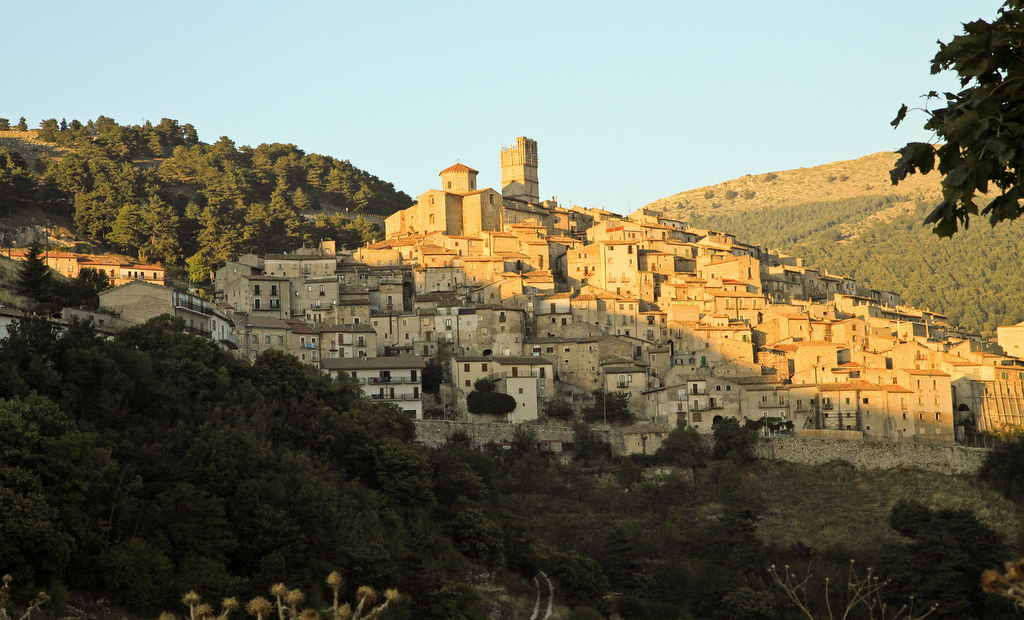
[174,297,215,317]
[488,370,541,381]
[369,393,419,401]
[184,326,212,338]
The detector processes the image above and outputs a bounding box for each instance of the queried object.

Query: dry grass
[0,130,71,168]
[750,461,1022,552]
[646,151,944,219]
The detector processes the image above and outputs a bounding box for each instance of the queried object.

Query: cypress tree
[17,241,52,302]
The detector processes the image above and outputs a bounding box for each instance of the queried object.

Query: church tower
[439,163,479,194]
[500,136,539,204]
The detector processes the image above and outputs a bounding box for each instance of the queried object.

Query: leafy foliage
[980,430,1024,502]
[581,389,633,424]
[711,417,757,460]
[654,423,707,466]
[543,398,575,420]
[466,380,516,415]
[880,502,1012,619]
[892,1,1024,237]
[0,316,503,619]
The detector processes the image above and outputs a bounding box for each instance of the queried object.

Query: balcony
[184,326,212,339]
[488,370,541,381]
[174,296,215,317]
[369,393,419,401]
[363,376,414,384]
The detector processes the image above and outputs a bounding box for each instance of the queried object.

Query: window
[464,364,470,372]
[863,397,869,404]
[264,335,271,344]
[254,298,261,309]
[254,284,261,295]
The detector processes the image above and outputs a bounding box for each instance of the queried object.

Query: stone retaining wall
[755,437,988,475]
[415,421,991,476]
[414,420,588,449]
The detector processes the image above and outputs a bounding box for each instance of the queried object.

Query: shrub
[980,431,1024,502]
[544,398,575,420]
[100,539,174,612]
[724,190,738,200]
[571,421,611,463]
[711,418,757,460]
[703,190,715,199]
[888,498,932,538]
[545,551,608,609]
[763,172,778,181]
[654,423,707,466]
[467,390,516,415]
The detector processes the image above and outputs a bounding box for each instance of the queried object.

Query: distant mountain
[645,152,1024,335]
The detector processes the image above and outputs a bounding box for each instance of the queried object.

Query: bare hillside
[646,151,943,220]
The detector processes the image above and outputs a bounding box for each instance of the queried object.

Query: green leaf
[891,104,909,128]
[943,163,972,188]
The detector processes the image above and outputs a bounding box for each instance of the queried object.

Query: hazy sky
[2,1,1005,213]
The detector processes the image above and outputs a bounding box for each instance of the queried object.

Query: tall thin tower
[500,136,539,204]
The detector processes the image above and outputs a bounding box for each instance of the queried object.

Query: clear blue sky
[2,1,1005,214]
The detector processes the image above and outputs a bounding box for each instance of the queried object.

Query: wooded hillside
[0,117,412,281]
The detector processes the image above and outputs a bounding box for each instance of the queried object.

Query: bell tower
[439,163,479,194]
[500,136,539,204]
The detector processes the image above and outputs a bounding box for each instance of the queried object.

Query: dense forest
[688,196,1024,333]
[0,117,412,280]
[1,315,1021,619]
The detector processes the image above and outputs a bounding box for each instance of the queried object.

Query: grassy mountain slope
[646,152,1021,334]
[647,151,941,219]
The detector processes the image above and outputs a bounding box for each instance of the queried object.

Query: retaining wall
[754,436,988,475]
[414,420,587,449]
[414,421,991,475]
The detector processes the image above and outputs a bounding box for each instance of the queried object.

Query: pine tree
[17,241,52,302]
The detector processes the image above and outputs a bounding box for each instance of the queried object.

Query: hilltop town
[7,136,1024,448]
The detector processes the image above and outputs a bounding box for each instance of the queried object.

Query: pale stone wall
[754,437,987,475]
[413,421,990,474]
[413,420,588,449]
